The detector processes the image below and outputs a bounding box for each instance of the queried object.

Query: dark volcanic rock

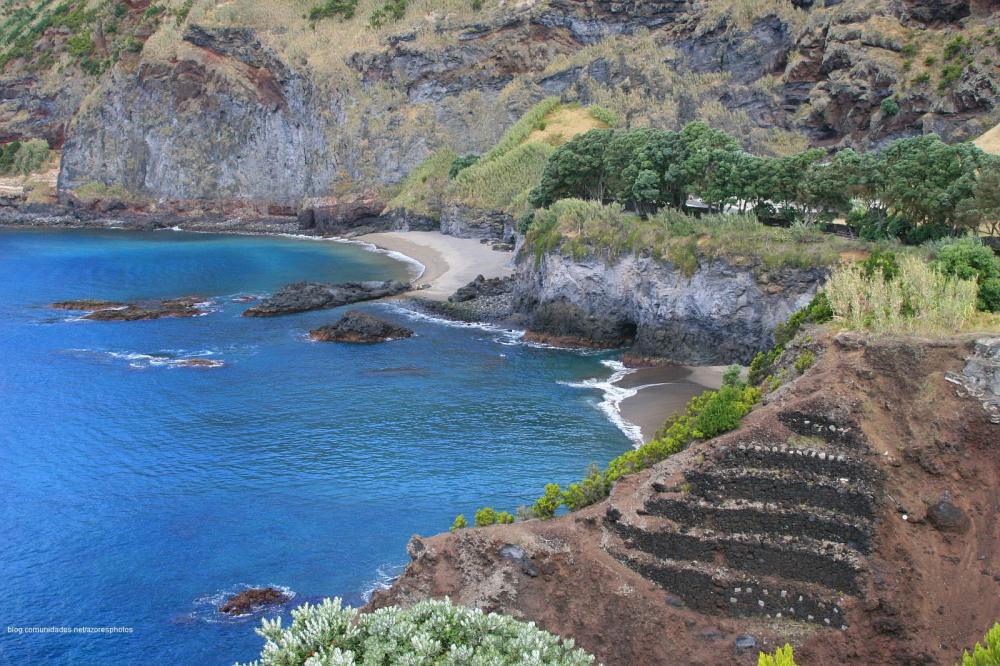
[52,297,209,321]
[219,587,290,615]
[308,311,413,343]
[926,491,970,534]
[242,280,410,317]
[448,274,513,303]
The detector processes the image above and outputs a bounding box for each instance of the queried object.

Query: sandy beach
[617,365,727,443]
[357,231,515,301]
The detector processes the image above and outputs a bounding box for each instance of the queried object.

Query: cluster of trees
[529,123,1000,243]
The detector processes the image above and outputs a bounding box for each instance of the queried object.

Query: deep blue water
[0,228,632,665]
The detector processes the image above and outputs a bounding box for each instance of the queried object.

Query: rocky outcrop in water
[512,253,824,364]
[219,587,290,616]
[242,280,410,317]
[52,297,210,321]
[309,311,413,343]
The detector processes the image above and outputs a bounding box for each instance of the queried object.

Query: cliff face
[2,0,995,208]
[371,333,1000,666]
[512,252,824,364]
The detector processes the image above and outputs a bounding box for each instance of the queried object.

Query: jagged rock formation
[371,334,1000,665]
[242,280,410,317]
[308,311,414,343]
[512,253,825,363]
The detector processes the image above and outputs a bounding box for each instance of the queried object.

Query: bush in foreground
[238,597,595,666]
[758,644,796,666]
[962,622,1000,666]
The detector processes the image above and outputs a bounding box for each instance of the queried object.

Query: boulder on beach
[242,280,410,317]
[51,296,209,321]
[448,274,513,303]
[219,587,291,616]
[309,311,414,343]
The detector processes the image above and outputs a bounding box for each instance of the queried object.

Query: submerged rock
[219,587,290,616]
[242,280,410,317]
[52,297,209,321]
[309,311,413,343]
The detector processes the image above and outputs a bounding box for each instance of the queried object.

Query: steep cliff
[371,333,1000,665]
[512,252,825,364]
[3,0,999,209]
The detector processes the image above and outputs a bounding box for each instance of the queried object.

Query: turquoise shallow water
[0,228,632,664]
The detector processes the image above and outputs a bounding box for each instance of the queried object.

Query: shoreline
[5,218,715,447]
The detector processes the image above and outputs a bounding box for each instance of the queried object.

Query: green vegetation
[239,597,595,665]
[748,292,833,386]
[962,622,1000,666]
[454,367,759,528]
[527,123,999,242]
[450,514,467,532]
[524,199,868,273]
[384,148,456,219]
[474,506,514,527]
[826,254,979,335]
[0,0,162,73]
[448,153,480,179]
[880,97,900,117]
[308,0,358,22]
[0,138,49,176]
[758,644,797,666]
[794,349,815,374]
[931,238,1000,312]
[368,0,406,28]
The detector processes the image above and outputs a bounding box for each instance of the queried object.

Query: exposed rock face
[46,1,999,211]
[440,205,518,241]
[308,311,413,343]
[51,297,209,321]
[512,253,824,364]
[219,587,290,615]
[372,334,1000,666]
[242,280,410,317]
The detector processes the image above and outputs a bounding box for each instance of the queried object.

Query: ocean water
[0,228,633,665]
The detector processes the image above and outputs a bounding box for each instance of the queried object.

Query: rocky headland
[309,311,414,343]
[371,333,1000,665]
[241,280,410,317]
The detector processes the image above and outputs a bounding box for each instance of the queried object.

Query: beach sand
[617,365,727,443]
[357,231,514,301]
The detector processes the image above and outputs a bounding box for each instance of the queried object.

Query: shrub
[722,365,742,387]
[66,32,94,57]
[532,483,563,519]
[962,622,1000,666]
[11,139,49,176]
[450,514,467,532]
[932,238,1000,311]
[794,349,816,374]
[861,249,901,281]
[239,597,595,665]
[308,0,358,22]
[880,97,900,117]
[449,153,480,179]
[369,0,407,28]
[0,140,21,174]
[474,506,514,527]
[587,105,620,127]
[826,255,978,334]
[759,644,797,666]
[561,464,608,511]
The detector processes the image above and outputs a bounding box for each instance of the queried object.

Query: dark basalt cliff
[512,252,826,364]
[371,333,1000,665]
[1,0,993,209]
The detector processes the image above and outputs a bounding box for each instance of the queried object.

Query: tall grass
[384,148,455,218]
[525,200,870,273]
[449,141,554,214]
[825,255,978,335]
[479,96,561,163]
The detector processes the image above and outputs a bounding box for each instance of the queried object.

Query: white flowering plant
[238,597,596,666]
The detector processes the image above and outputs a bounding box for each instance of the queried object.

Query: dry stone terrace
[603,398,880,630]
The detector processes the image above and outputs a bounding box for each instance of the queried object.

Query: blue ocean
[0,228,632,664]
